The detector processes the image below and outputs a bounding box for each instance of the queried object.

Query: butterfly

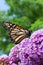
[2,22,31,44]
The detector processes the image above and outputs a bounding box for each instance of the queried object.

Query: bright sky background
[0,0,9,11]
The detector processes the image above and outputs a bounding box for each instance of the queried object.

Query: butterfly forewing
[3,22,16,31]
[3,22,31,44]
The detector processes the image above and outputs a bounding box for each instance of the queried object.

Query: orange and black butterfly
[2,22,31,44]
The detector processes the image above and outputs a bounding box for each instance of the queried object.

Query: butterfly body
[3,22,31,44]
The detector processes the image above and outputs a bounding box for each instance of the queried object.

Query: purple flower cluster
[0,55,9,65]
[0,29,43,65]
[30,29,43,44]
[9,39,43,65]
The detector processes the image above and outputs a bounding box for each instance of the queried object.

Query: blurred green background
[0,0,43,54]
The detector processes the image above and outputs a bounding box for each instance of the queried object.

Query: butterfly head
[25,30,31,37]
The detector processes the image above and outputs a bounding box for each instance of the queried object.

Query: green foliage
[30,17,43,32]
[6,0,43,21]
[11,16,31,29]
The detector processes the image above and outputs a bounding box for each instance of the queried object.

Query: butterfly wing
[10,26,30,44]
[3,22,31,44]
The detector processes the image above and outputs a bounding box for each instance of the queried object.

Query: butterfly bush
[0,29,43,65]
[9,36,43,65]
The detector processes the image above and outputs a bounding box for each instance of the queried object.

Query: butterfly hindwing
[3,22,31,44]
[10,28,27,43]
